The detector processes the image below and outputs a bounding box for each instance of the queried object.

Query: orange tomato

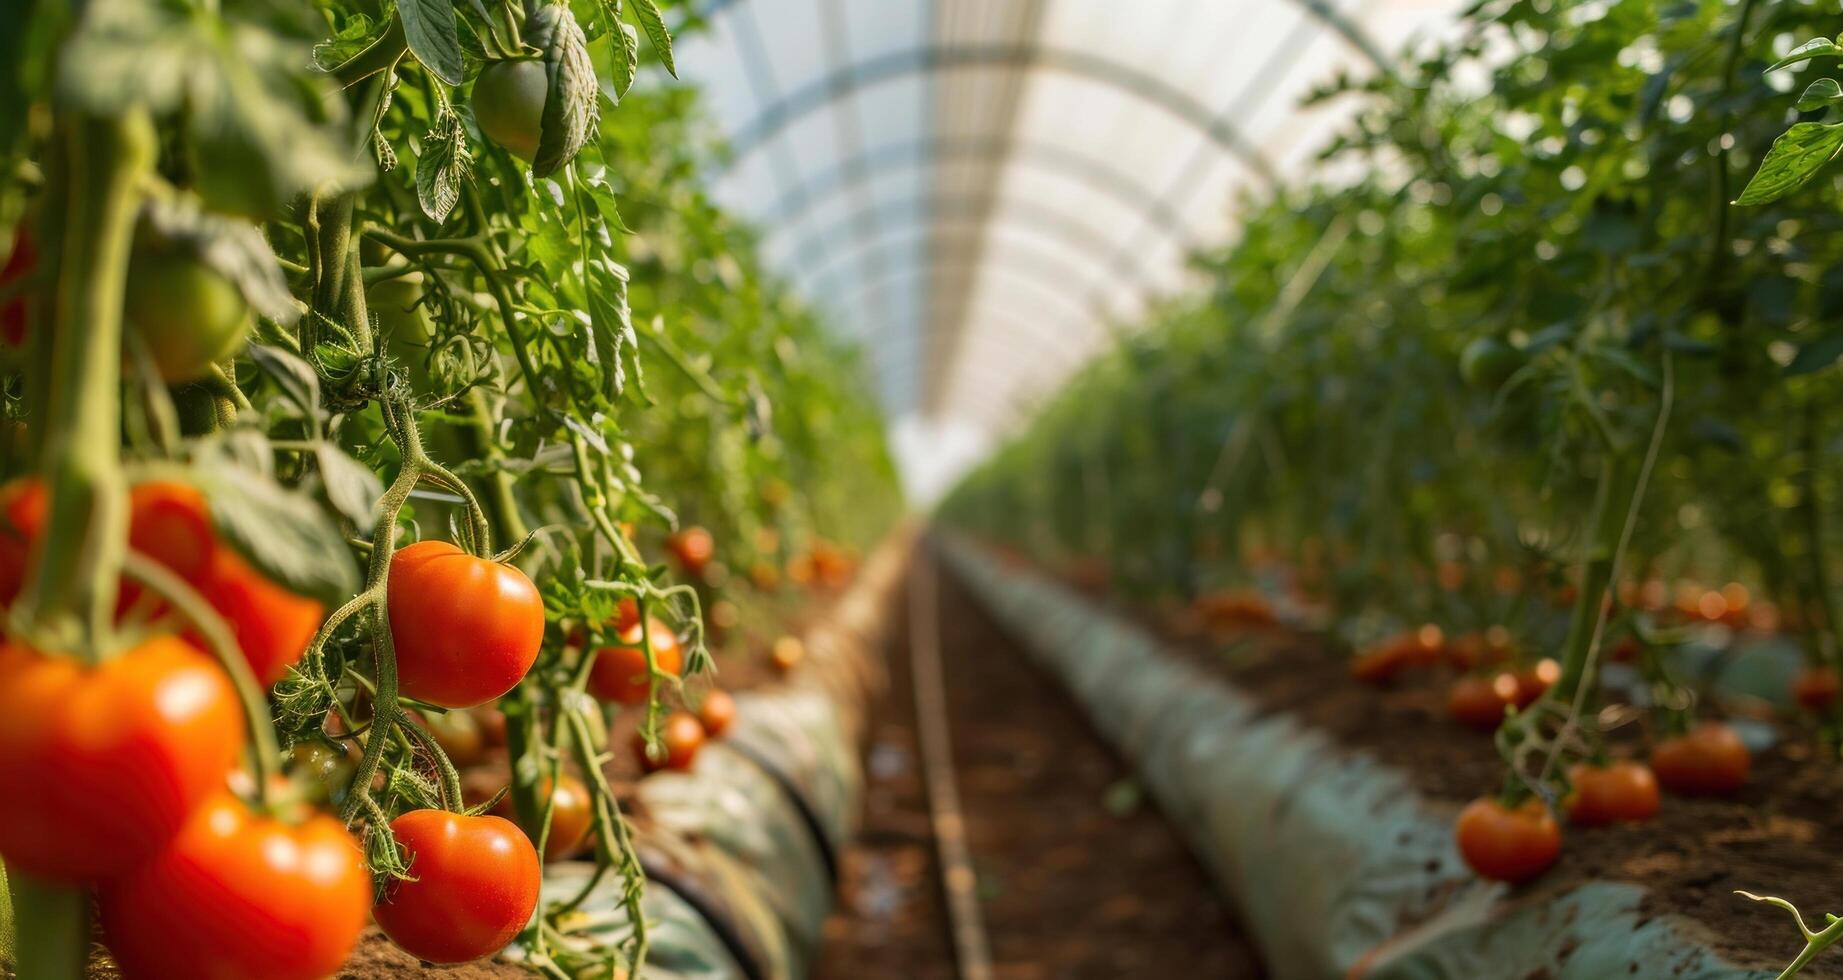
[1651,722,1749,796]
[1564,761,1660,826]
[1454,797,1560,883]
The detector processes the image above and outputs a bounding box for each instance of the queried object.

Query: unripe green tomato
[1459,336,1523,392]
[124,245,250,383]
[472,60,547,161]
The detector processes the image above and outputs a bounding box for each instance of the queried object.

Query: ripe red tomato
[495,773,593,861]
[0,635,243,880]
[1792,666,1839,713]
[1,223,36,347]
[374,809,541,964]
[0,475,47,604]
[1650,722,1750,796]
[1454,797,1560,883]
[192,548,325,686]
[388,540,544,708]
[667,526,715,575]
[587,611,682,705]
[1447,675,1512,732]
[698,689,737,737]
[1564,761,1660,826]
[634,711,705,773]
[100,793,369,980]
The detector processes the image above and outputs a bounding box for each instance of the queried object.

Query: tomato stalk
[23,111,154,649]
[120,553,281,806]
[1793,394,1843,742]
[9,874,86,980]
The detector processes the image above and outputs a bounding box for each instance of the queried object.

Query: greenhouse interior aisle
[815,546,1263,979]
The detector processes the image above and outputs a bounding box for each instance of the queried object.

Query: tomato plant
[0,0,900,970]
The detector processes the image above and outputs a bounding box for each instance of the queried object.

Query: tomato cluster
[0,484,368,977]
[0,478,325,685]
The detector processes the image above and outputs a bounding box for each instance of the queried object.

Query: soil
[1071,581,1843,976]
[335,932,527,978]
[815,559,1264,980]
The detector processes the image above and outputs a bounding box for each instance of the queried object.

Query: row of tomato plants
[0,0,898,976]
[943,0,1843,972]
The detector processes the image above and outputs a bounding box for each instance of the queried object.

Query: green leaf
[627,0,675,76]
[1785,332,1843,376]
[315,443,385,528]
[61,1,371,219]
[416,99,473,223]
[311,15,386,70]
[396,0,464,86]
[1797,77,1843,112]
[191,442,360,603]
[527,3,599,178]
[1734,122,1843,205]
[1769,37,1843,73]
[246,344,321,418]
[139,198,300,326]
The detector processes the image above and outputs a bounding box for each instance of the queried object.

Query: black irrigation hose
[720,736,843,889]
[639,854,770,980]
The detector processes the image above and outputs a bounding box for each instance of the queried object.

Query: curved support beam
[783,191,1124,282]
[718,44,1280,183]
[755,137,1191,241]
[835,257,1100,336]
[798,210,1133,302]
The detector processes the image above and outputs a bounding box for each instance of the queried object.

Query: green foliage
[942,0,1843,653]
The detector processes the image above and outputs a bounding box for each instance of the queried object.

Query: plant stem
[24,111,154,648]
[11,875,86,980]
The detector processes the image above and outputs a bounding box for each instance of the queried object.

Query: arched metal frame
[785,190,1122,275]
[718,43,1279,181]
[758,137,1192,242]
[838,259,1099,345]
[801,222,1126,311]
[687,0,1398,425]
[792,197,1131,299]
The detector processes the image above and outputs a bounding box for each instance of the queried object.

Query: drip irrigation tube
[939,536,1776,980]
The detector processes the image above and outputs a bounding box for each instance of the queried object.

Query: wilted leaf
[527,3,599,178]
[416,99,473,222]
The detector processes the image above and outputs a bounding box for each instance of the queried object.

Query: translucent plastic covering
[674,0,1466,500]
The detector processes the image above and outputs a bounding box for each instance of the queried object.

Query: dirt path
[816,554,1263,979]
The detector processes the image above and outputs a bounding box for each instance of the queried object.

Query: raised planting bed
[940,537,1832,980]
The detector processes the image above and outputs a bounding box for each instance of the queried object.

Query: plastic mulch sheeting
[512,528,910,980]
[940,537,1773,980]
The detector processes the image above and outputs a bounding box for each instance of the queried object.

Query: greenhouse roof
[674,0,1464,501]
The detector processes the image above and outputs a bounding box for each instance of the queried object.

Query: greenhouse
[0,0,1840,977]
